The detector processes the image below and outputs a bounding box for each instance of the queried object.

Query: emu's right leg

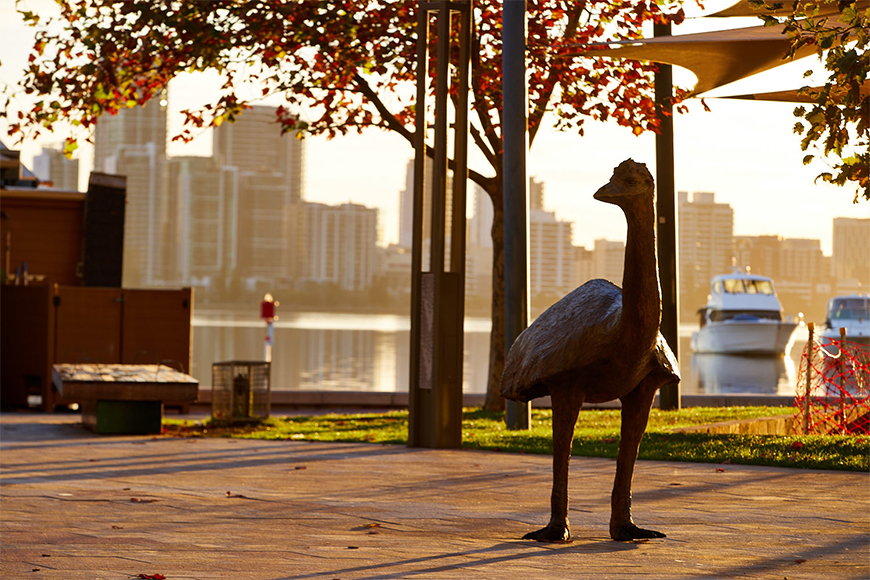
[523,387,584,543]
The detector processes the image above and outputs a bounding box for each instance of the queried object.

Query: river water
[192,311,808,397]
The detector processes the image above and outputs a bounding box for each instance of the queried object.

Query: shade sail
[564,25,818,96]
[715,80,870,103]
[707,0,867,19]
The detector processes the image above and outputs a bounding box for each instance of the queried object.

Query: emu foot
[522,523,572,543]
[610,523,666,542]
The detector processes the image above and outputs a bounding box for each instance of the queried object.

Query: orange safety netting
[793,336,870,435]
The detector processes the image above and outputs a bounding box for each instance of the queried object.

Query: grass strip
[163,406,869,472]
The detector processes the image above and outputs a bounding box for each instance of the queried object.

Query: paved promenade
[1,412,868,579]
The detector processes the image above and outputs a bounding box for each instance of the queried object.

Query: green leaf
[840,5,857,25]
[62,140,78,157]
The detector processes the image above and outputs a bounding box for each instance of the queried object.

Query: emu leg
[610,375,666,541]
[523,387,583,543]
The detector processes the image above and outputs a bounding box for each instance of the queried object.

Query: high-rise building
[574,246,594,287]
[734,235,781,277]
[529,176,545,212]
[32,146,79,191]
[212,106,306,283]
[469,183,494,250]
[592,239,625,286]
[779,238,826,283]
[93,99,169,287]
[832,217,869,287]
[165,156,239,287]
[300,202,378,291]
[731,234,830,319]
[397,158,454,251]
[678,191,735,312]
[529,209,576,296]
[213,106,305,201]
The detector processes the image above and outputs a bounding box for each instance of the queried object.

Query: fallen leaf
[41,554,50,557]
[716,468,726,472]
[794,559,806,564]
[365,523,381,529]
[135,575,166,579]
[294,466,307,470]
[112,525,124,529]
[130,498,157,503]
[668,483,682,486]
[32,568,40,572]
[347,546,359,550]
[226,492,248,499]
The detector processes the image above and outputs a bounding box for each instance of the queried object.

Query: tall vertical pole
[503,0,531,430]
[654,21,680,411]
[408,3,429,447]
[803,322,815,435]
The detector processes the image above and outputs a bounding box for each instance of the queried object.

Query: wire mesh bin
[211,361,271,424]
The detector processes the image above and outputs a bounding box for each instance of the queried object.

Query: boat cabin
[698,272,785,328]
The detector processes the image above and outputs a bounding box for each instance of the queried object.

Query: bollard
[803,322,814,435]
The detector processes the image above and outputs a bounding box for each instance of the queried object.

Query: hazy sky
[2,0,867,255]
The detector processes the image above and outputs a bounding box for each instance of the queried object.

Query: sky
[1,0,867,255]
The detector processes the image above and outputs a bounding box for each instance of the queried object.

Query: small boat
[820,294,870,348]
[691,271,798,355]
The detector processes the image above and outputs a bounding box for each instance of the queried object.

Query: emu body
[500,159,679,542]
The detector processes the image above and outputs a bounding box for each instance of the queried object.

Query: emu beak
[593,183,617,203]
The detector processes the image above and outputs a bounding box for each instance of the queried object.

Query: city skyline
[2,0,868,257]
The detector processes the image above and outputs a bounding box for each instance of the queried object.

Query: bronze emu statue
[501,159,679,542]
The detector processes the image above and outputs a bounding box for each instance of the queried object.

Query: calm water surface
[192,311,808,396]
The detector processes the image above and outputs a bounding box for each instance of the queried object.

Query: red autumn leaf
[136,575,166,579]
[7,0,726,408]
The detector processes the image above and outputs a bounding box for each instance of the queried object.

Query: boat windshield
[828,298,870,321]
[720,278,774,295]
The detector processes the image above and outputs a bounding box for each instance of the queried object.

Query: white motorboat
[820,294,870,349]
[691,271,799,355]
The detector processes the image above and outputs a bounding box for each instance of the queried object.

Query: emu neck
[619,199,661,344]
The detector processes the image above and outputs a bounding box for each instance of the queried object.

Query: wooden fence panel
[121,288,192,373]
[54,287,123,365]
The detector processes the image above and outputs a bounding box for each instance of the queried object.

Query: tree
[6,0,693,411]
[753,0,869,200]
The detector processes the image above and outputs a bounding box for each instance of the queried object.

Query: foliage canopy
[4,0,695,409]
[752,0,869,200]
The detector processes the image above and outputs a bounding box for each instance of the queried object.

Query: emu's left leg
[610,374,667,541]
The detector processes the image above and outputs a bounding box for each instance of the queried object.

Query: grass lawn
[163,407,869,472]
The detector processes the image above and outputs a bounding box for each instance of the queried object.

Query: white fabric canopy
[566,25,817,96]
[564,1,867,96]
[707,0,866,19]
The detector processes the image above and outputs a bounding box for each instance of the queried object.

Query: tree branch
[353,72,414,143]
[528,3,584,147]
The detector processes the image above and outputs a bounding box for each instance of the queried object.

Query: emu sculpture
[501,159,679,542]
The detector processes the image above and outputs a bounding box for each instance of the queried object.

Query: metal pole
[654,21,680,411]
[804,322,815,435]
[503,0,531,430]
[838,326,846,433]
[408,3,429,447]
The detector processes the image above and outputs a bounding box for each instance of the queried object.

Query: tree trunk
[483,180,506,412]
